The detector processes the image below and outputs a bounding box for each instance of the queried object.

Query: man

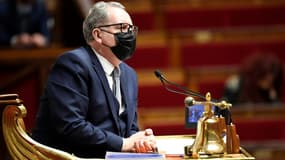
[32,1,157,158]
[0,0,50,48]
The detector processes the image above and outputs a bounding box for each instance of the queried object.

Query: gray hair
[82,1,125,43]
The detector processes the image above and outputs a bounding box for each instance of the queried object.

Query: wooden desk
[156,135,255,160]
[0,47,71,90]
[0,47,70,62]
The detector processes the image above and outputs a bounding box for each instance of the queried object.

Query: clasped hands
[12,33,47,48]
[122,128,158,153]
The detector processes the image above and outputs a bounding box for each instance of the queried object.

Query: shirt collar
[91,48,114,76]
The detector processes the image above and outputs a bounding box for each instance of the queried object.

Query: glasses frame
[96,23,138,34]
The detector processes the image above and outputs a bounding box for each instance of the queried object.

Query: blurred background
[1,0,285,159]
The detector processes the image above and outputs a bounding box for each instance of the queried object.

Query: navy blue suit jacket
[32,46,139,158]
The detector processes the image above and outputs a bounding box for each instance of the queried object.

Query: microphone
[154,69,232,123]
[154,69,207,100]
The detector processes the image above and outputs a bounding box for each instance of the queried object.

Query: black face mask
[111,32,136,61]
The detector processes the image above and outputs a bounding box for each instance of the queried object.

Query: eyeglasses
[96,23,138,34]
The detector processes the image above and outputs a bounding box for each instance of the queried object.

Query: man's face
[99,7,133,47]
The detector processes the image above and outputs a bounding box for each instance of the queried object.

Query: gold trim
[1,94,102,160]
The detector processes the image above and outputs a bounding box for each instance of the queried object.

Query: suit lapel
[119,64,134,133]
[84,46,121,133]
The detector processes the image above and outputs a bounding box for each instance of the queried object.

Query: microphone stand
[154,70,208,100]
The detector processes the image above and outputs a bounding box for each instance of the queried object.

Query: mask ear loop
[92,28,103,42]
[93,28,114,48]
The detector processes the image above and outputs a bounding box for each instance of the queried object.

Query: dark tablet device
[185,104,206,128]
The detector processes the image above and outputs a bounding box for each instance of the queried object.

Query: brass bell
[184,92,236,158]
[202,116,225,154]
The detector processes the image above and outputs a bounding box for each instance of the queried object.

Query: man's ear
[92,28,102,43]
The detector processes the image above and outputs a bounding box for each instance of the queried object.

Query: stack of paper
[105,152,165,160]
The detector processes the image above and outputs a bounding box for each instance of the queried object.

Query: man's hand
[11,33,47,48]
[32,33,48,47]
[122,128,157,153]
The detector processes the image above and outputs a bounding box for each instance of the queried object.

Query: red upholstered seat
[164,5,285,30]
[181,41,285,67]
[198,81,226,100]
[131,12,156,31]
[126,47,170,69]
[236,119,285,141]
[138,85,186,108]
[1,72,39,132]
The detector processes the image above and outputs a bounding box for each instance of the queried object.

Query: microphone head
[185,96,195,106]
[154,70,162,79]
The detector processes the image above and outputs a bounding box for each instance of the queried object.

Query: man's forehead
[106,7,132,24]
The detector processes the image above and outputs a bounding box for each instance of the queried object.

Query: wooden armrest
[0,94,18,100]
[1,95,101,160]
